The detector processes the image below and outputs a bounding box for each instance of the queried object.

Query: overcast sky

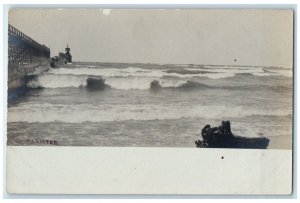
[9,9,293,67]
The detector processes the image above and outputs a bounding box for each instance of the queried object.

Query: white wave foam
[27,65,292,89]
[174,64,190,67]
[259,68,292,77]
[50,65,292,80]
[49,67,235,79]
[27,73,189,90]
[200,66,292,77]
[49,67,153,77]
[105,77,187,90]
[27,74,87,88]
[8,103,290,123]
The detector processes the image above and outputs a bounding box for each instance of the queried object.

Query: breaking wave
[48,67,236,79]
[200,65,292,77]
[50,66,292,78]
[8,103,291,123]
[27,74,206,90]
[27,74,87,88]
[27,73,290,92]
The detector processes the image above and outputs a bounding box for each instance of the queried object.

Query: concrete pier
[8,24,50,99]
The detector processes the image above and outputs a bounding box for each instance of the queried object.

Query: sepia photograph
[4,6,295,195]
[7,9,293,149]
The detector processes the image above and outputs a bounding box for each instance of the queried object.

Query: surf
[8,102,291,123]
[27,73,291,93]
[27,73,200,90]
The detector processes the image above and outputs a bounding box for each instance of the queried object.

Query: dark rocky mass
[195,121,270,149]
[86,77,106,90]
[150,80,162,89]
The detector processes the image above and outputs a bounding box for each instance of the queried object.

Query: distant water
[7,62,293,149]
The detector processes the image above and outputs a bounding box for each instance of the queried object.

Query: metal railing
[8,24,50,65]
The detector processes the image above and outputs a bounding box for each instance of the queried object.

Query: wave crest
[27,73,290,93]
[27,74,196,90]
[8,103,291,123]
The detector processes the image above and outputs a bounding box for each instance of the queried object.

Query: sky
[9,9,293,67]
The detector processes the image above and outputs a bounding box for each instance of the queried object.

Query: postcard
[6,8,293,195]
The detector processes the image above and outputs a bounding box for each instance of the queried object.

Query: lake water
[7,62,293,148]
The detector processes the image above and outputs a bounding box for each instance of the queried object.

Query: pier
[8,24,50,99]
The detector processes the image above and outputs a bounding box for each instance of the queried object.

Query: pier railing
[8,24,50,64]
[8,24,51,93]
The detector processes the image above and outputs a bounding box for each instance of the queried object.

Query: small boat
[195,121,270,149]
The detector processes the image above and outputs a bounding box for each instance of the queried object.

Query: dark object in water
[86,78,106,90]
[150,80,162,89]
[195,121,269,149]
